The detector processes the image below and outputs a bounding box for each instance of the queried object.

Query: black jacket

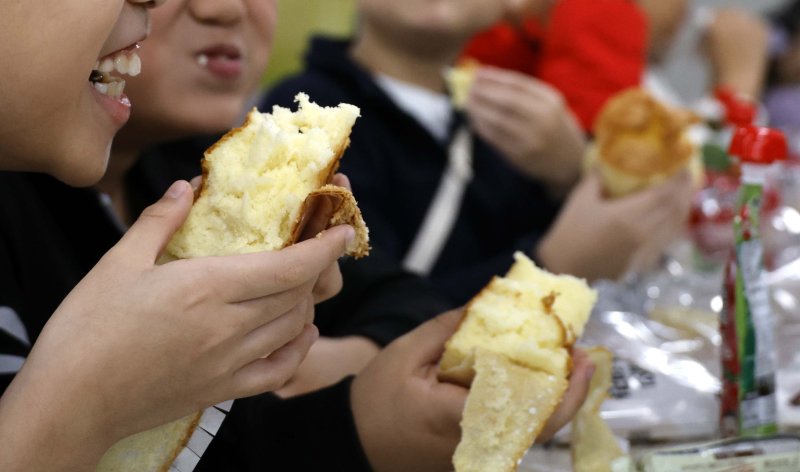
[263,37,562,305]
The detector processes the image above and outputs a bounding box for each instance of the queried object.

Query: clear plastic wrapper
[577,222,800,441]
[612,434,800,472]
[575,279,721,440]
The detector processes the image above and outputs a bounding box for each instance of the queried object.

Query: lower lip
[90,84,132,126]
[201,56,244,80]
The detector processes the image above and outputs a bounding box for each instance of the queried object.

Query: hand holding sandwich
[537,171,693,281]
[0,181,352,472]
[350,310,593,472]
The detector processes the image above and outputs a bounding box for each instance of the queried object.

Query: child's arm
[0,181,351,471]
[276,335,380,398]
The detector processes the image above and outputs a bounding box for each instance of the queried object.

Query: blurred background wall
[661,0,790,101]
[264,0,357,85]
[264,0,791,94]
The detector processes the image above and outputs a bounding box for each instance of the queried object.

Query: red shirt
[464,0,648,132]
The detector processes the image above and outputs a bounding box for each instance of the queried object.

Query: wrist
[0,361,118,470]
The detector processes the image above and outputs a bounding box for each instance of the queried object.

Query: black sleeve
[196,377,373,472]
[315,247,454,347]
[0,238,26,396]
[431,231,545,305]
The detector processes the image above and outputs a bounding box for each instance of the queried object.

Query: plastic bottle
[691,91,758,268]
[720,127,787,438]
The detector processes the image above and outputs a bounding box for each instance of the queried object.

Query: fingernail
[190,176,202,191]
[165,180,188,199]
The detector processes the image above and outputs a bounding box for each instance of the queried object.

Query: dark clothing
[0,172,120,394]
[263,37,562,306]
[197,377,372,471]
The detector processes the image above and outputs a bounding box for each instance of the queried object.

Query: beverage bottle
[720,127,787,438]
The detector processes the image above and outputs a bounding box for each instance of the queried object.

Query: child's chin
[56,153,110,188]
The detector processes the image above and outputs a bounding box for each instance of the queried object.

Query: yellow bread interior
[439,252,597,472]
[440,252,597,384]
[571,347,624,472]
[166,93,362,259]
[453,349,568,472]
[96,413,201,472]
[444,59,479,110]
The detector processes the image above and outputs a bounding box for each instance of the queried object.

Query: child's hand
[537,348,595,442]
[275,335,380,398]
[537,171,693,281]
[0,180,353,470]
[467,66,586,194]
[351,309,468,472]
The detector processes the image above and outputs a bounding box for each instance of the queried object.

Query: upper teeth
[94,51,142,78]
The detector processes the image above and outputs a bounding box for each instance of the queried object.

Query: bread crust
[290,184,370,258]
[158,411,203,472]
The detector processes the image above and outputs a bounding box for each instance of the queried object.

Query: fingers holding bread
[438,253,597,472]
[97,94,370,471]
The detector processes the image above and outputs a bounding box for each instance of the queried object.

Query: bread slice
[453,349,568,472]
[96,94,368,471]
[444,59,479,110]
[590,88,701,197]
[439,252,597,472]
[95,414,201,472]
[165,92,369,259]
[571,347,624,472]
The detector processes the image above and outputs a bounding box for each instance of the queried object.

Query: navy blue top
[263,37,562,305]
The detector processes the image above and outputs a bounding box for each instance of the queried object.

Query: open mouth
[89,44,143,99]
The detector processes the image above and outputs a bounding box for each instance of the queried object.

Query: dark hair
[768,0,800,86]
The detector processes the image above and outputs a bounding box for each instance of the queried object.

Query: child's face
[0,0,162,186]
[358,0,509,47]
[120,0,276,142]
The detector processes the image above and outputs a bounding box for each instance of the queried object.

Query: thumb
[398,309,465,364]
[116,180,194,264]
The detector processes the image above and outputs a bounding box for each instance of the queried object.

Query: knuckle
[314,267,343,301]
[139,201,172,222]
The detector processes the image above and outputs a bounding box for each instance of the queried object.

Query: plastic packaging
[612,434,800,472]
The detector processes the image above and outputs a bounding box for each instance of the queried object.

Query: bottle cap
[741,127,788,165]
[728,125,756,157]
[714,86,756,126]
[726,100,757,127]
